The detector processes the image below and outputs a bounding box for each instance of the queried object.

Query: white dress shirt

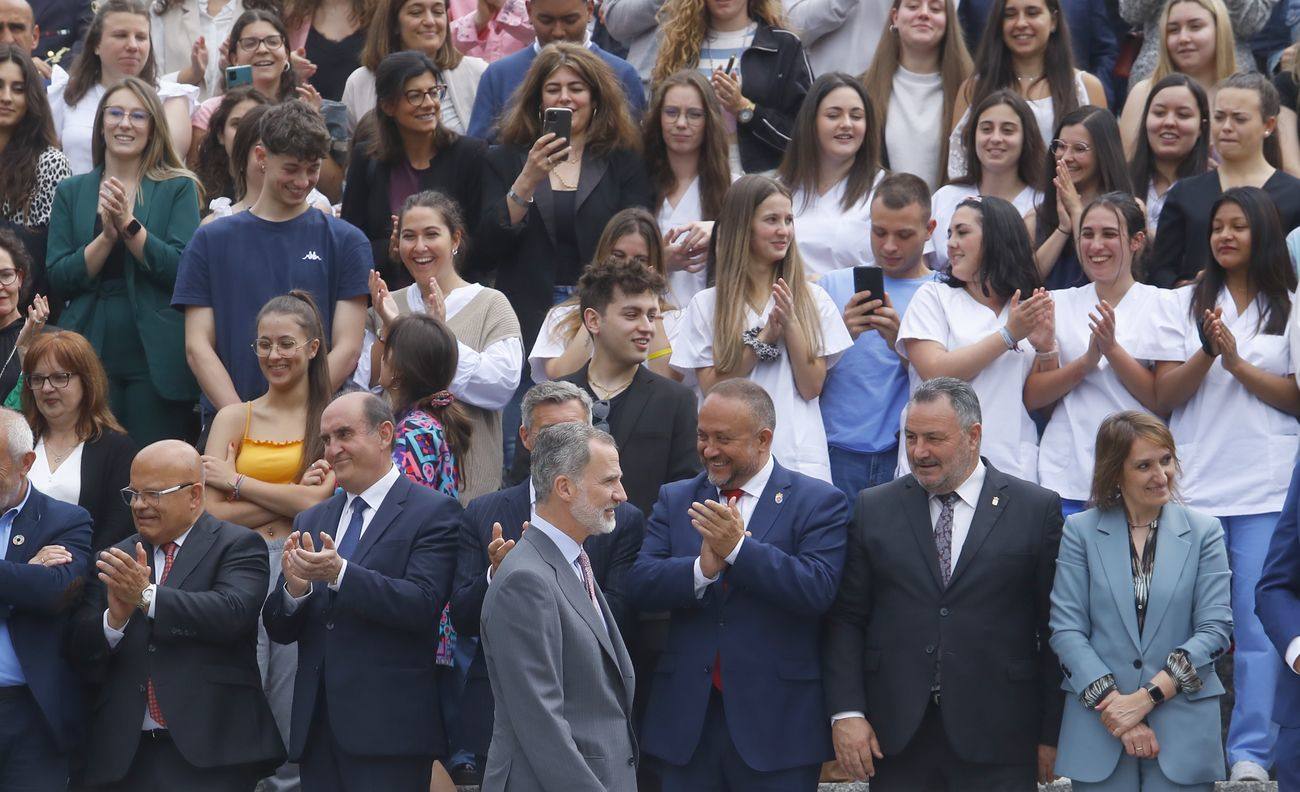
[528,509,607,633]
[831,461,986,723]
[283,464,402,607]
[692,454,776,597]
[31,439,84,507]
[102,524,196,730]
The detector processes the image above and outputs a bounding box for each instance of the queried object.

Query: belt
[142,729,171,741]
[0,685,26,700]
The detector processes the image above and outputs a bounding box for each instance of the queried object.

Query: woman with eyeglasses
[1027,105,1135,289]
[341,50,486,288]
[529,208,681,383]
[51,0,197,175]
[46,76,202,444]
[149,0,281,101]
[20,330,137,552]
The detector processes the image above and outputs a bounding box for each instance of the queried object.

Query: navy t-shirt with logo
[172,208,372,418]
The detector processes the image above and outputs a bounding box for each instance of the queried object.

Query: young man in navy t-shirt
[173,100,371,424]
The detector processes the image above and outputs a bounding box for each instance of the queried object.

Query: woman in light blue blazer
[1050,410,1232,791]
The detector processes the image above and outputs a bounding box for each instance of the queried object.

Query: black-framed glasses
[252,337,313,357]
[592,399,611,433]
[28,372,76,390]
[120,482,196,507]
[1050,139,1092,157]
[404,85,448,107]
[237,34,284,52]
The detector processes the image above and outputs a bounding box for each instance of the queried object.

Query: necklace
[1015,72,1043,83]
[553,159,581,190]
[1127,518,1159,531]
[43,433,78,468]
[589,370,636,400]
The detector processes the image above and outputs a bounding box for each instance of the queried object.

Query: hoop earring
[452,246,460,256]
[889,23,897,31]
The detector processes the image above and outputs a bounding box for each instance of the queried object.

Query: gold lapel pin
[774,492,784,504]
[11,535,23,546]
[992,496,1000,507]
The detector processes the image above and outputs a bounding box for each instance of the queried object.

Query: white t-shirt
[791,170,884,280]
[50,79,199,175]
[1037,283,1163,500]
[671,282,853,482]
[659,178,708,310]
[1147,286,1298,516]
[927,183,1043,270]
[31,439,84,506]
[528,302,682,384]
[897,280,1039,482]
[886,66,944,191]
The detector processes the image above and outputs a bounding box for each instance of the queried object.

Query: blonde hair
[709,175,823,374]
[859,0,971,188]
[652,0,785,85]
[92,77,203,203]
[1151,0,1236,84]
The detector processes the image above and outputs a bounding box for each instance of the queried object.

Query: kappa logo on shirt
[302,251,323,261]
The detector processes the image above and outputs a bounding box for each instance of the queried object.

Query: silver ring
[1136,747,1145,754]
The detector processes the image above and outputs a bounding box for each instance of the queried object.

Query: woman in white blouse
[931,89,1045,270]
[642,70,734,310]
[51,0,196,175]
[897,194,1052,481]
[672,174,852,482]
[859,0,971,191]
[1149,186,1299,780]
[359,190,521,501]
[1024,192,1162,515]
[529,208,681,383]
[775,73,884,280]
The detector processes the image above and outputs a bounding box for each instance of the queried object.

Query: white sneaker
[1229,759,1270,783]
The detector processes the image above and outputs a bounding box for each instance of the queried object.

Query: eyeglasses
[237,34,285,52]
[662,106,706,125]
[104,106,150,127]
[608,250,650,266]
[592,399,611,433]
[404,85,448,106]
[1050,139,1092,157]
[120,482,196,507]
[252,337,313,357]
[0,269,18,286]
[27,372,76,390]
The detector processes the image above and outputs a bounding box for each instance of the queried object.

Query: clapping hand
[689,497,745,563]
[759,278,795,345]
[1026,291,1055,353]
[1054,160,1082,233]
[15,295,48,355]
[1211,315,1241,373]
[290,48,317,82]
[284,531,344,588]
[369,270,400,331]
[1005,288,1052,344]
[422,276,447,321]
[100,177,135,233]
[98,543,152,629]
[281,531,310,597]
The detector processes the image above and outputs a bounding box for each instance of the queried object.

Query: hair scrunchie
[427,390,455,408]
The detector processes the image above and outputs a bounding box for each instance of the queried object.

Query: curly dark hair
[194,87,269,204]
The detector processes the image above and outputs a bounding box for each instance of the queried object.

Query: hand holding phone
[225,64,253,89]
[541,107,573,162]
[853,266,885,313]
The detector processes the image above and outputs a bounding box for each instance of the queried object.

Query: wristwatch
[1142,682,1166,706]
[123,218,143,238]
[737,102,755,125]
[137,583,156,612]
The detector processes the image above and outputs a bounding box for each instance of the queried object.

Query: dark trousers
[95,731,259,792]
[659,689,821,792]
[0,686,67,791]
[299,692,433,792]
[1278,726,1300,792]
[870,700,1035,792]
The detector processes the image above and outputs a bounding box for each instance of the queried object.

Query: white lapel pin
[11,534,23,546]
[774,492,784,504]
[992,496,1000,507]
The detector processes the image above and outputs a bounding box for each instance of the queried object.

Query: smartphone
[724,54,736,76]
[541,107,573,161]
[225,64,253,89]
[853,266,885,313]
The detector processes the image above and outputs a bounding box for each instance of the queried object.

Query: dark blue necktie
[335,497,367,561]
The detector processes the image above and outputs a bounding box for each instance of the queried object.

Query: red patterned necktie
[576,547,599,612]
[712,489,744,692]
[146,542,177,727]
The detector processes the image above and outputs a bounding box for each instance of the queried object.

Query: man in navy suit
[1257,461,1300,791]
[627,379,850,791]
[450,381,643,770]
[466,0,646,140]
[0,407,91,789]
[262,392,461,792]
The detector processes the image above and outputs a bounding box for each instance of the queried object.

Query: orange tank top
[234,403,304,485]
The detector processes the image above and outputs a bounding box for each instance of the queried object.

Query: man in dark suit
[452,380,642,770]
[0,407,91,790]
[262,392,460,792]
[465,0,646,140]
[70,439,284,791]
[1257,460,1300,790]
[627,378,850,791]
[822,377,1064,790]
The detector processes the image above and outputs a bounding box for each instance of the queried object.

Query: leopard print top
[0,147,72,227]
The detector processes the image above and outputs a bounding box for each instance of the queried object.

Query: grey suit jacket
[480,527,638,792]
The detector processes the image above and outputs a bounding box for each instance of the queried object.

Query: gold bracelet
[647,347,672,361]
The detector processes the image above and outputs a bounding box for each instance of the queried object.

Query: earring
[260,163,266,173]
[889,23,897,31]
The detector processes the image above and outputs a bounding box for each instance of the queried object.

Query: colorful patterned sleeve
[392,410,461,500]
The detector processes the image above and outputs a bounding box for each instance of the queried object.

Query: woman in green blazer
[47,77,201,444]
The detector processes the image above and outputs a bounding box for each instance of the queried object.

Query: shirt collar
[721,453,775,499]
[533,32,593,54]
[528,508,583,568]
[931,460,986,509]
[348,464,402,512]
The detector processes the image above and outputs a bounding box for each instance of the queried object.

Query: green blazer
[46,169,200,402]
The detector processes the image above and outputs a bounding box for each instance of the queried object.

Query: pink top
[449,0,533,62]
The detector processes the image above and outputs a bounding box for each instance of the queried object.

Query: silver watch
[137,583,156,611]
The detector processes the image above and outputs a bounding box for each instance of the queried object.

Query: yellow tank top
[234,403,304,485]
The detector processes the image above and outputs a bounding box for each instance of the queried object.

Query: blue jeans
[828,445,898,501]
[1222,512,1285,768]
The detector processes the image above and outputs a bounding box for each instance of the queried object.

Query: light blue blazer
[1049,503,1232,785]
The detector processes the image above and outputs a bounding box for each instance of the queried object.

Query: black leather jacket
[735,22,813,173]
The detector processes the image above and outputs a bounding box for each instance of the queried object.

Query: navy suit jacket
[448,480,644,755]
[262,474,461,761]
[466,43,647,141]
[1258,460,1300,728]
[626,462,849,773]
[0,484,91,752]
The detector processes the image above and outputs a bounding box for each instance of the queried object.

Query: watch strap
[1142,682,1165,705]
[124,218,143,238]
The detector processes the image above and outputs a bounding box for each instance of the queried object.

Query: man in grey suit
[480,421,638,791]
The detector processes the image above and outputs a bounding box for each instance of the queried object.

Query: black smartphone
[724,54,736,76]
[225,64,253,89]
[541,107,573,161]
[853,266,885,313]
